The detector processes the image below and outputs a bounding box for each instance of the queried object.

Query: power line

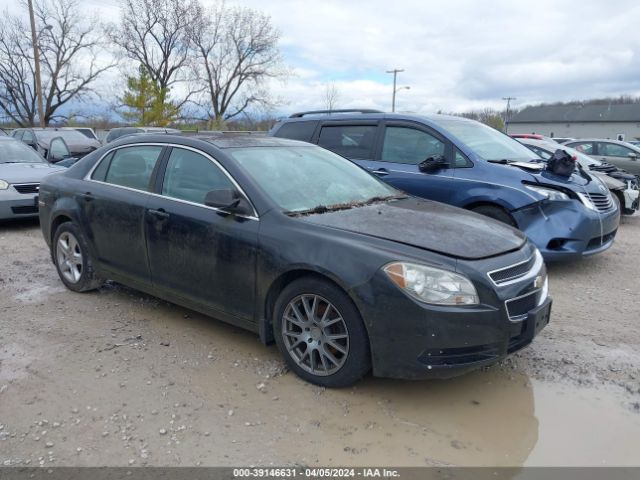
[386,69,404,112]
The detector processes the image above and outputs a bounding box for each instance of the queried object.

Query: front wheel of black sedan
[53,222,102,292]
[274,277,371,387]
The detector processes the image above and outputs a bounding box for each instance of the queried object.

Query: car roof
[116,133,310,149]
[279,111,471,125]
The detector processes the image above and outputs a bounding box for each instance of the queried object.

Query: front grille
[505,290,541,321]
[587,230,617,250]
[11,205,38,215]
[488,255,537,285]
[584,192,614,212]
[13,183,40,194]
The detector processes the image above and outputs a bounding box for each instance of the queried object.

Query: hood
[502,160,602,191]
[300,197,527,260]
[0,162,64,183]
[591,171,625,190]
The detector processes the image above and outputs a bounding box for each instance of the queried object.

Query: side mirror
[418,155,448,172]
[204,189,249,215]
[628,152,638,160]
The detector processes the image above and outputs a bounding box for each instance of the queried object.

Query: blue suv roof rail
[289,109,384,118]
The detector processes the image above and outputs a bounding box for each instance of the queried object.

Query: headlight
[0,179,9,190]
[525,185,570,201]
[383,262,479,305]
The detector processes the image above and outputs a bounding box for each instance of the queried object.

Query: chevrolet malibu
[38,135,551,387]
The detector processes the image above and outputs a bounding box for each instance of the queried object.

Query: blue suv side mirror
[419,155,448,172]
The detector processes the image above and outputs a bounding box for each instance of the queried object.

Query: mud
[0,216,639,467]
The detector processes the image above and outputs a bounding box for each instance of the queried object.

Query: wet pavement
[0,217,639,467]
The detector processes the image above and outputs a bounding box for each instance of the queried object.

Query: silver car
[565,139,640,176]
[0,137,64,220]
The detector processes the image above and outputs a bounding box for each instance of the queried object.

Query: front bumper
[0,188,39,220]
[350,255,550,380]
[512,199,619,261]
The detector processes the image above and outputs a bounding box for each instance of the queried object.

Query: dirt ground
[1,216,639,467]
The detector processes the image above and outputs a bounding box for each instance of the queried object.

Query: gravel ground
[0,216,639,467]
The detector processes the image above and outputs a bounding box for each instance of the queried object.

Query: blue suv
[270,110,620,261]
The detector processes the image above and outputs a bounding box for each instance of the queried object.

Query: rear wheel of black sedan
[274,277,371,387]
[53,222,102,292]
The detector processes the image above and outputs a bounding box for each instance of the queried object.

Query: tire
[471,205,516,227]
[273,277,371,388]
[52,222,102,292]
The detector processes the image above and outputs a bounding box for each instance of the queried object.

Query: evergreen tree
[121,65,180,126]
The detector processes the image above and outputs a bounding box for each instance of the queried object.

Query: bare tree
[0,0,114,126]
[110,0,200,108]
[323,81,340,111]
[188,2,284,126]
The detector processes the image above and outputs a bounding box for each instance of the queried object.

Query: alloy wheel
[56,231,83,284]
[281,294,349,376]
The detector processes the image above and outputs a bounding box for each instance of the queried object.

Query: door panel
[145,147,258,321]
[81,145,165,285]
[360,124,454,203]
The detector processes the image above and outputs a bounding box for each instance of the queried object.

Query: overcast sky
[2,0,640,116]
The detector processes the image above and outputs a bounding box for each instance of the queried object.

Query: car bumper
[512,200,619,261]
[350,261,551,380]
[0,190,39,220]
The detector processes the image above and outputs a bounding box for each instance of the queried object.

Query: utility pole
[386,68,404,112]
[28,0,45,128]
[502,96,516,133]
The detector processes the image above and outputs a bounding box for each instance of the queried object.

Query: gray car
[0,137,64,220]
[565,139,640,175]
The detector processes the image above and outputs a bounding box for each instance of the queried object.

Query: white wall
[507,122,640,140]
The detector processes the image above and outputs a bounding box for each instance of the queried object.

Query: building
[507,104,640,141]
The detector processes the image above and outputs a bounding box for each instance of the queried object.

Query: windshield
[0,140,45,164]
[36,129,89,142]
[437,119,539,161]
[230,146,399,213]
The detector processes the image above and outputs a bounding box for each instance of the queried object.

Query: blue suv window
[382,126,445,165]
[318,125,377,159]
[274,121,318,142]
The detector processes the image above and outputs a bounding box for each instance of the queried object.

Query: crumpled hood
[503,161,601,191]
[0,162,64,183]
[300,197,527,260]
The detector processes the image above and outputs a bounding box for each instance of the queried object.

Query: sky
[2,0,640,117]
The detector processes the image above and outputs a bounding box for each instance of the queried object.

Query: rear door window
[103,146,164,191]
[273,121,318,142]
[317,125,377,159]
[381,126,446,165]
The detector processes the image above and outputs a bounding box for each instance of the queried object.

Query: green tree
[120,65,180,126]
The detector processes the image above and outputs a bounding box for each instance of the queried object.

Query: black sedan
[38,135,551,387]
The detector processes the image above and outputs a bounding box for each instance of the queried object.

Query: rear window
[273,121,318,142]
[317,125,377,159]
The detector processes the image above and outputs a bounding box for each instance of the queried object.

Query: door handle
[372,168,389,176]
[147,208,169,219]
[80,192,93,202]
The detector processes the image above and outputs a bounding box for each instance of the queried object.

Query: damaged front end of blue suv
[270,111,619,261]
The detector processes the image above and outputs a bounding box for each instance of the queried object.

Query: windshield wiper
[288,194,407,216]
